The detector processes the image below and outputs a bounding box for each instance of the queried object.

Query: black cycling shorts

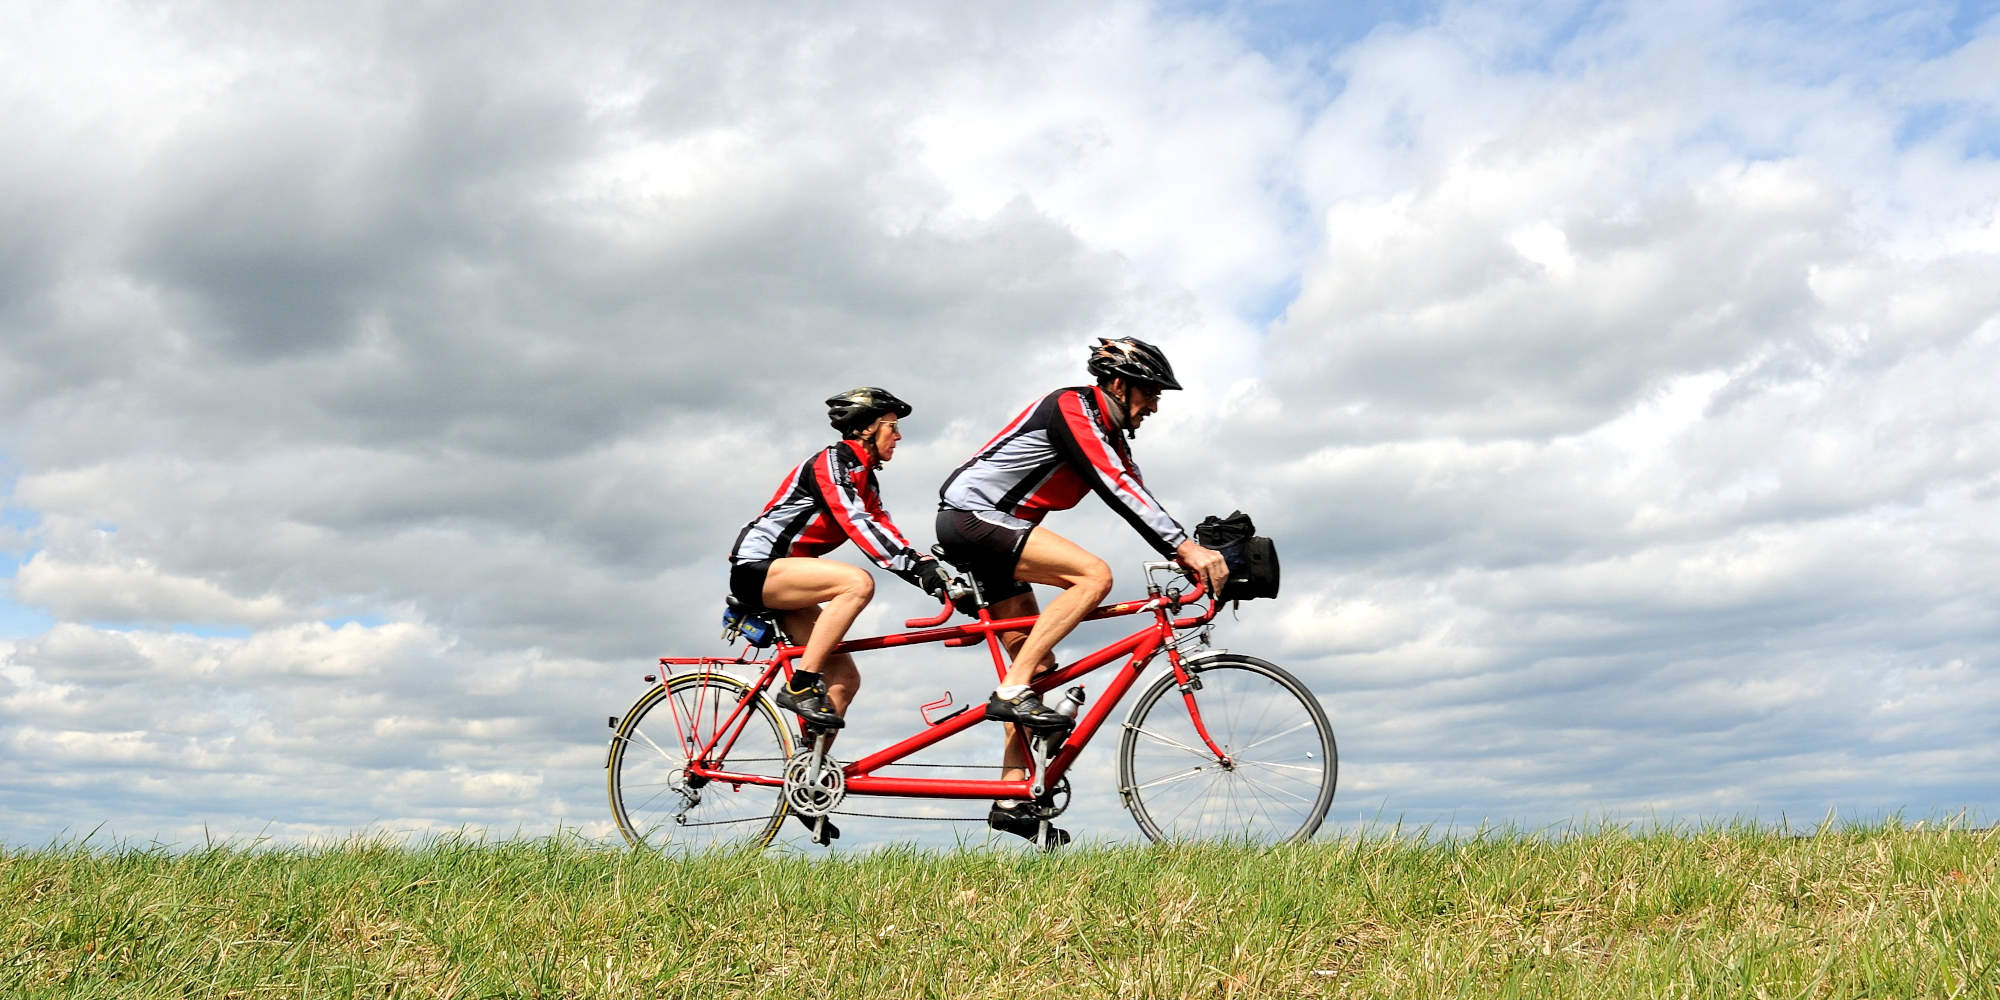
[935,508,1034,603]
[728,558,774,611]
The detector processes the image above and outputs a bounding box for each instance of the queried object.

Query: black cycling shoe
[988,804,1071,848]
[984,690,1074,731]
[775,679,845,729]
[793,811,840,846]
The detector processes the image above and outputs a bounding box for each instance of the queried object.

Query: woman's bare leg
[761,558,872,746]
[774,606,861,714]
[761,557,874,675]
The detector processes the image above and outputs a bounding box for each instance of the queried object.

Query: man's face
[1122,381,1161,429]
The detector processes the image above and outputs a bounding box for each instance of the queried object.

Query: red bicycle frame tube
[659,579,1225,801]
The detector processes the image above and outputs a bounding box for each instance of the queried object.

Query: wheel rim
[1120,658,1336,844]
[610,676,791,853]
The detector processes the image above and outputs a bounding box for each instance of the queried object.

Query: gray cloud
[3,0,1998,849]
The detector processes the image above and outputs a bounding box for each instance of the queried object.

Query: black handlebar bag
[1193,510,1281,602]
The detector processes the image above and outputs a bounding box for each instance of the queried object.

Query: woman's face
[868,415,901,463]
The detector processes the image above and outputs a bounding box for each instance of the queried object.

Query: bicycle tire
[607,672,793,853]
[1117,653,1337,844]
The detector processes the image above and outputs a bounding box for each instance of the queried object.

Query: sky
[3,0,1997,852]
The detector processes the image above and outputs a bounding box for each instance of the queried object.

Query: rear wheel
[608,672,792,852]
[1117,654,1336,844]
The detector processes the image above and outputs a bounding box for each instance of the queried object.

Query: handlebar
[905,577,975,628]
[904,602,954,628]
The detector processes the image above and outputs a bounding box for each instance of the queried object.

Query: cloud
[14,555,297,628]
[2,0,1997,849]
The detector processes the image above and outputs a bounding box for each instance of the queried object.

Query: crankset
[782,735,847,818]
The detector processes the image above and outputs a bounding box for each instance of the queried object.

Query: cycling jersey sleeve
[1051,388,1189,555]
[811,446,931,587]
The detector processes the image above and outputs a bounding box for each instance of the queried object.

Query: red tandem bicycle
[606,560,1336,850]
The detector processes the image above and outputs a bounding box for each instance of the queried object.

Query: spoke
[1241,768,1313,838]
[1236,772,1276,832]
[614,677,791,852]
[632,726,684,765]
[1165,769,1227,830]
[1123,662,1333,844]
[1125,766,1214,793]
[1126,724,1212,759]
[1228,770,1317,808]
[1239,719,1314,753]
[624,786,674,818]
[1233,759,1326,775]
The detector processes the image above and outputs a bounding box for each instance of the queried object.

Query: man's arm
[1049,389,1189,556]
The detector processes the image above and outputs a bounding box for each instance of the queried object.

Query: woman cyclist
[727,387,950,841]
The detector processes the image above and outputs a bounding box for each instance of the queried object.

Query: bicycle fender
[1176,648,1234,667]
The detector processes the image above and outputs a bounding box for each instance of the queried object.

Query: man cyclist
[729,387,952,843]
[936,337,1228,843]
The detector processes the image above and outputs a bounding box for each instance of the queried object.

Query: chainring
[782,753,847,818]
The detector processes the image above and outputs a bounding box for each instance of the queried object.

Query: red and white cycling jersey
[939,386,1188,555]
[730,440,928,584]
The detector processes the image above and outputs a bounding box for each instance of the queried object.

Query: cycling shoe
[775,678,845,730]
[988,803,1071,848]
[984,690,1074,731]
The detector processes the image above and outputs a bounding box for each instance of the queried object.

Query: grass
[3,821,1996,998]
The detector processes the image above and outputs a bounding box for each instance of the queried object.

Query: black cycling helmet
[826,386,913,436]
[1086,337,1182,390]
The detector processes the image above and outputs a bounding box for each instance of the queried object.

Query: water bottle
[1054,686,1086,721]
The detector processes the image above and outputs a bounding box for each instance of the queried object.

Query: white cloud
[3,0,1998,849]
[14,555,296,627]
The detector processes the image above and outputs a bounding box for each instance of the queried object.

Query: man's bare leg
[983,526,1110,781]
[983,572,1083,846]
[1002,527,1111,688]
[983,594,1044,783]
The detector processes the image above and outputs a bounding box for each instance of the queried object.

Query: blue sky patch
[1169,0,1438,60]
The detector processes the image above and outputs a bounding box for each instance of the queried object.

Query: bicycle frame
[656,564,1226,803]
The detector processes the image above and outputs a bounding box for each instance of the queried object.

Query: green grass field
[4,822,1995,998]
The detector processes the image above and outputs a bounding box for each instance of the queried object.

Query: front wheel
[1117,654,1337,844]
[608,672,793,853]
